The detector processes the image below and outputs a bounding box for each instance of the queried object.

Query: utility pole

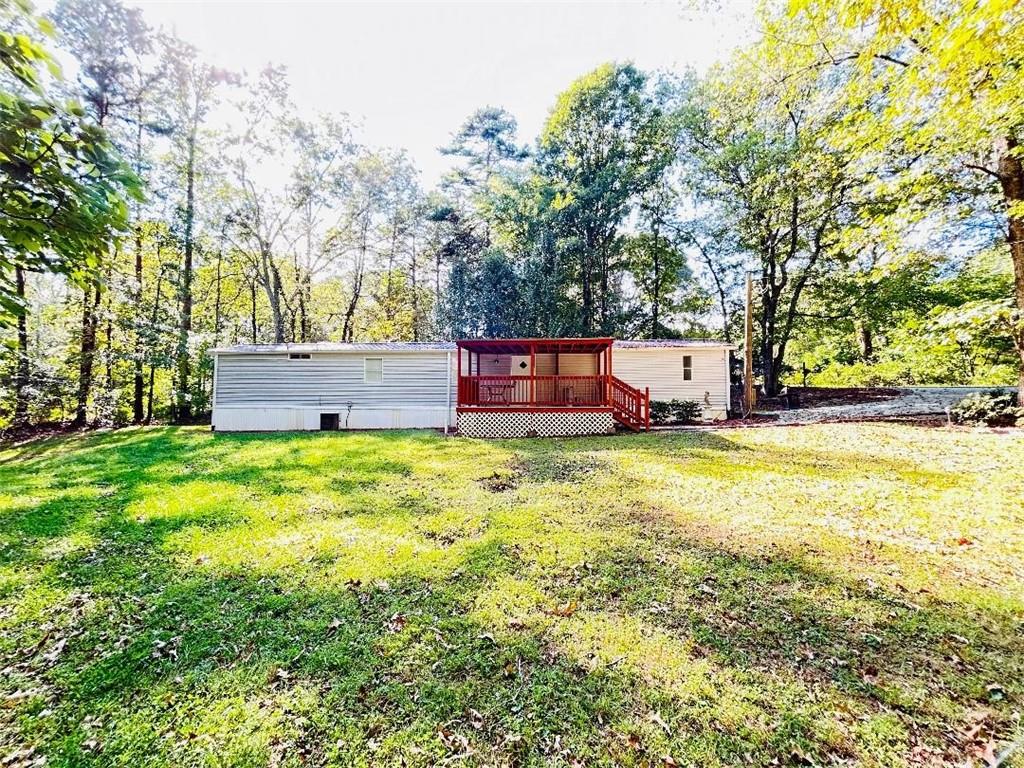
[744,270,756,416]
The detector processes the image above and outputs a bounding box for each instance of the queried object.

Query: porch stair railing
[609,376,650,432]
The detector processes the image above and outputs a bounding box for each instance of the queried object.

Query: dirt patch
[478,470,520,493]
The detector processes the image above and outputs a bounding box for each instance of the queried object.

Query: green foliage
[649,399,701,424]
[669,398,701,423]
[649,399,672,424]
[950,390,1023,428]
[0,0,139,326]
[783,0,1024,392]
[795,251,1017,388]
[531,62,678,334]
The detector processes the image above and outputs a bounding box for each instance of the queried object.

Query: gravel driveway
[761,386,1014,425]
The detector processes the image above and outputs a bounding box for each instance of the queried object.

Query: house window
[683,355,693,381]
[289,353,311,360]
[364,357,383,383]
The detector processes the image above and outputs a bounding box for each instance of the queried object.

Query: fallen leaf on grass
[437,727,470,754]
[42,638,66,664]
[544,601,579,618]
[649,711,672,736]
[386,613,406,633]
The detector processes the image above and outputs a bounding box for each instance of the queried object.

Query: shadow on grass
[0,427,1019,766]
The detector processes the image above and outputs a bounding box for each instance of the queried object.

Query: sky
[127,0,754,185]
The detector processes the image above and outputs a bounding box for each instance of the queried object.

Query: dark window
[289,353,311,360]
[683,355,693,381]
[320,413,339,431]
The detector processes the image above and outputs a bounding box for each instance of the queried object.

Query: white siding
[215,351,451,408]
[613,348,731,419]
[213,350,455,432]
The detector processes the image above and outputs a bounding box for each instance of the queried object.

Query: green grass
[0,424,1021,767]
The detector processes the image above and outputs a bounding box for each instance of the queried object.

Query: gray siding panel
[215,352,452,407]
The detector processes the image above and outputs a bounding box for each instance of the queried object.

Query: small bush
[649,399,702,425]
[670,399,702,424]
[650,400,672,424]
[950,390,1023,427]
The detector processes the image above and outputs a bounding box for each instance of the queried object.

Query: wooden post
[456,344,462,405]
[529,342,536,406]
[744,272,756,416]
[645,387,650,431]
[606,345,613,405]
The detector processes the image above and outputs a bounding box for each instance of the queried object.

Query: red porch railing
[458,375,606,407]
[457,373,650,431]
[610,376,650,431]
[454,338,650,431]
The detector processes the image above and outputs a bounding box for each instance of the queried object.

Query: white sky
[128,0,754,185]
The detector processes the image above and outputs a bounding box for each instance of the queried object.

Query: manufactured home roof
[212,338,734,354]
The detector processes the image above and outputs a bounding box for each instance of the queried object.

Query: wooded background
[1,0,1021,430]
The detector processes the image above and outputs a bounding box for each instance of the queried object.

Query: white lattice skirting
[457,410,616,438]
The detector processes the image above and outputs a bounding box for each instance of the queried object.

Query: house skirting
[456,408,616,438]
[212,405,454,432]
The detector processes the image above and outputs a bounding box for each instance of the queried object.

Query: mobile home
[211,338,734,437]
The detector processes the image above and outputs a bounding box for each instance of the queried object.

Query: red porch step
[610,377,650,431]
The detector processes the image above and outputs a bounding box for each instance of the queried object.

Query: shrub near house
[650,399,702,425]
[950,390,1023,427]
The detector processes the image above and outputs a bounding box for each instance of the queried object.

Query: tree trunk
[342,221,367,342]
[581,233,594,333]
[175,127,196,422]
[13,267,29,428]
[133,224,145,423]
[132,100,146,424]
[250,279,258,343]
[269,257,286,343]
[997,136,1024,401]
[213,249,223,346]
[103,257,114,391]
[410,241,419,342]
[759,273,781,397]
[857,320,873,360]
[145,265,165,425]
[73,281,101,427]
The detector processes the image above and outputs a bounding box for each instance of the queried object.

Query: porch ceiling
[456,337,613,355]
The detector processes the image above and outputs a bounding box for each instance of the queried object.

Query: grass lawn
[0,424,1021,767]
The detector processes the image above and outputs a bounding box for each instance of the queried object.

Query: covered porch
[455,338,650,435]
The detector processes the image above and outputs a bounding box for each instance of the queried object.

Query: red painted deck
[455,338,650,431]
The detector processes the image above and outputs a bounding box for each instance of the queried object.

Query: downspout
[210,351,219,432]
[445,350,452,435]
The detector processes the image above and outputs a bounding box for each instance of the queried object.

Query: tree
[165,36,230,420]
[441,106,528,243]
[622,233,691,338]
[1,0,139,426]
[537,62,676,333]
[477,249,522,337]
[785,0,1024,396]
[676,49,875,395]
[51,0,158,426]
